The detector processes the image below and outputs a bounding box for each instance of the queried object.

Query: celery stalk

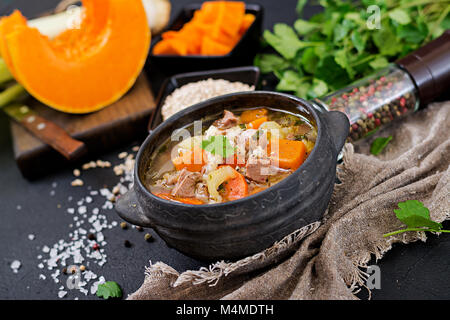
[0,83,26,108]
[0,58,13,84]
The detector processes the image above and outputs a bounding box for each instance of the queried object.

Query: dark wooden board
[10,73,156,179]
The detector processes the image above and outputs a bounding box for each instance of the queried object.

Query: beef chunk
[171,169,201,198]
[213,110,238,129]
[245,155,287,183]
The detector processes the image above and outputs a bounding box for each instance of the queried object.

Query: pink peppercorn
[352,124,359,131]
[368,112,374,118]
[375,118,381,126]
[400,97,406,107]
[93,243,100,251]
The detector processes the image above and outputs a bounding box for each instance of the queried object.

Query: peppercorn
[144,233,153,242]
[80,265,86,272]
[124,240,132,248]
[120,222,128,229]
[87,233,96,240]
[136,226,144,232]
[62,267,68,275]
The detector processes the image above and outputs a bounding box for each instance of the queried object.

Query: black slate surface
[0,0,449,300]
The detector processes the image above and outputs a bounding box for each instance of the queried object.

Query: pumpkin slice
[3,0,150,114]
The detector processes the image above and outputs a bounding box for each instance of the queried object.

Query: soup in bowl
[145,108,318,205]
[115,91,349,260]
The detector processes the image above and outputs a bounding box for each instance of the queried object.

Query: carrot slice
[247,116,268,129]
[201,36,232,56]
[240,108,268,123]
[223,170,248,201]
[153,1,248,56]
[172,148,205,172]
[269,139,306,170]
[153,38,188,55]
[211,1,245,38]
[155,193,204,205]
[239,13,255,35]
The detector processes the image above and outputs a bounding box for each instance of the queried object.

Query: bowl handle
[324,111,350,154]
[115,187,154,228]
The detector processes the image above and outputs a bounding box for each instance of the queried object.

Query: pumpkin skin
[0,10,27,77]
[2,0,150,114]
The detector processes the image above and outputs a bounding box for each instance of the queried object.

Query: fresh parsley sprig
[96,281,123,299]
[383,200,450,237]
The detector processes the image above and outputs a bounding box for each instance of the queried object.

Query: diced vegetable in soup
[145,108,317,204]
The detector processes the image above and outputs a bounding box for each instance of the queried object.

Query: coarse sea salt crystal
[10,260,21,273]
[96,232,104,242]
[58,291,67,298]
[39,274,46,280]
[67,208,75,214]
[28,234,35,241]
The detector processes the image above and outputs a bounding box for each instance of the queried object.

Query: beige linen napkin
[129,102,450,300]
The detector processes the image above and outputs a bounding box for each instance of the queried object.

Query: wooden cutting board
[10,73,156,179]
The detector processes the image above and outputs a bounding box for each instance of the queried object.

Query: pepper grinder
[315,30,450,142]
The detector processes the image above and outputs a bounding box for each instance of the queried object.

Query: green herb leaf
[254,54,290,74]
[372,27,403,56]
[396,24,427,44]
[307,78,328,98]
[315,55,350,90]
[370,136,393,155]
[96,281,122,300]
[389,9,412,25]
[351,30,365,53]
[263,24,306,60]
[202,136,235,158]
[383,200,449,238]
[394,200,442,230]
[294,19,319,35]
[275,70,306,92]
[369,56,389,70]
[296,0,308,16]
[334,49,355,79]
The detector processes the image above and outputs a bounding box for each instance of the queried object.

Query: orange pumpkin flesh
[2,0,150,114]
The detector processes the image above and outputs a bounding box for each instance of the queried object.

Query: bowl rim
[149,3,263,59]
[135,91,327,208]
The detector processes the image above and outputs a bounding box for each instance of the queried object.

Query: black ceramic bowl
[115,92,349,261]
[148,66,260,130]
[146,3,264,76]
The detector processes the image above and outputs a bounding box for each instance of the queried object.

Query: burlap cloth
[129,102,450,300]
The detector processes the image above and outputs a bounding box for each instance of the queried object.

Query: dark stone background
[0,0,448,300]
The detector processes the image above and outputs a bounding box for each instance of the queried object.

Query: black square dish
[145,3,264,76]
[148,66,261,130]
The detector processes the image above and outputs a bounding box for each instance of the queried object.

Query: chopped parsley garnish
[202,136,235,158]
